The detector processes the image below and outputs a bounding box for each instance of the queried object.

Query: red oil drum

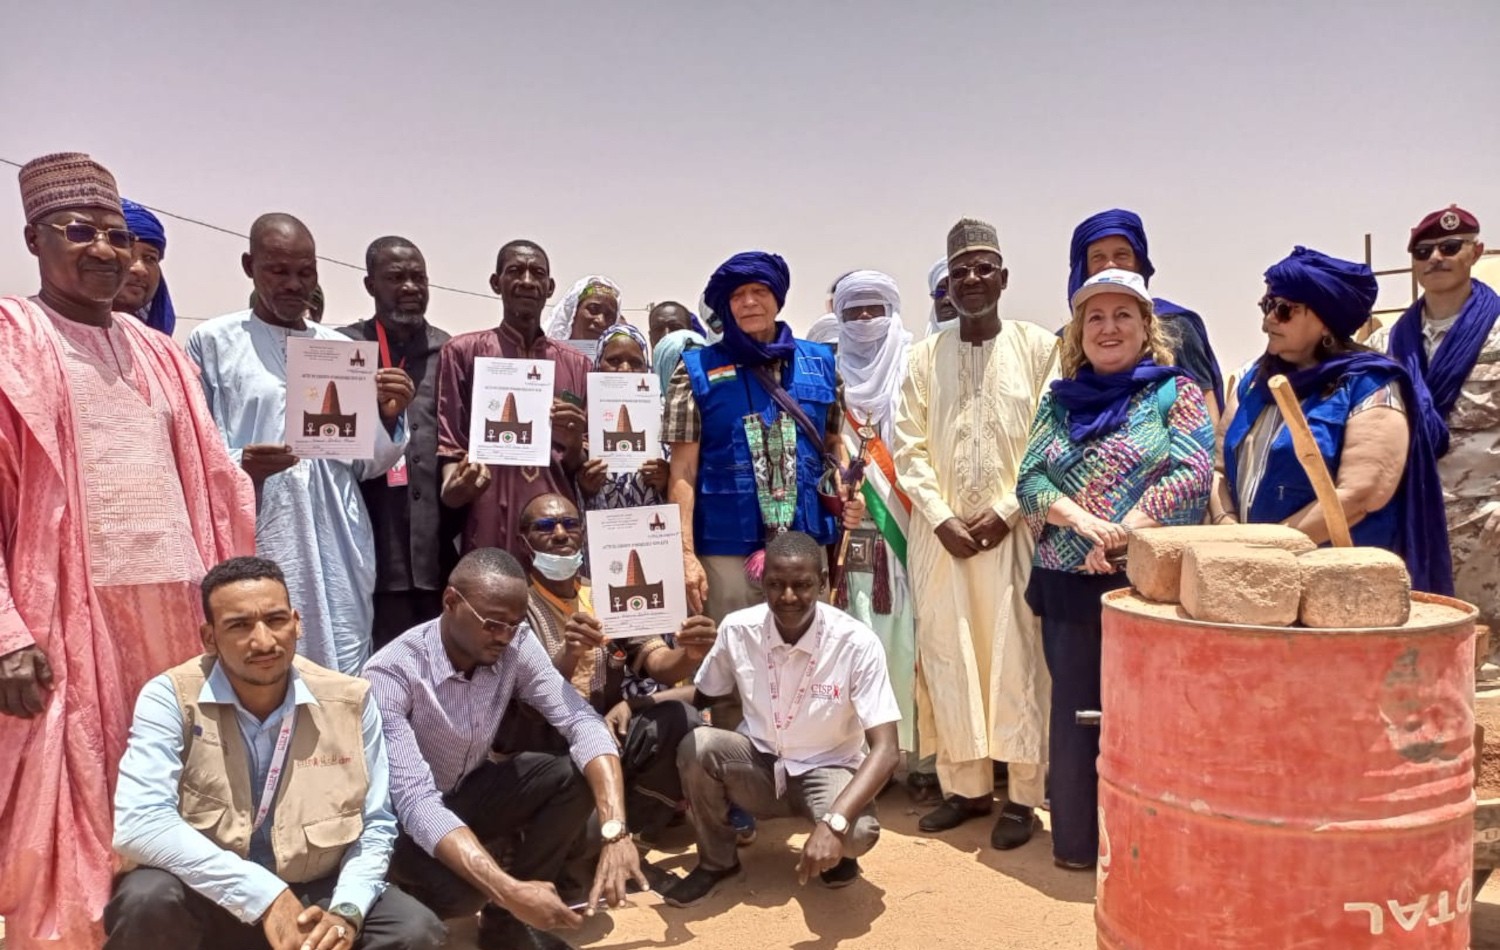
[1096,591,1477,949]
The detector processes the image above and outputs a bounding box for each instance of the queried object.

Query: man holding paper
[436,239,591,560]
[189,213,413,674]
[495,493,716,840]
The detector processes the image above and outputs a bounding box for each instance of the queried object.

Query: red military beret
[1408,204,1481,252]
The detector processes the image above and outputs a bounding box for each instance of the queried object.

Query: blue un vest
[682,340,839,556]
[1225,367,1399,550]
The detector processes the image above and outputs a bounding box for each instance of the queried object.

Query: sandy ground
[436,786,1500,950]
[4,787,1498,948]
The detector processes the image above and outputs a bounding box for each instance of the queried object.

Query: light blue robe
[187,311,407,673]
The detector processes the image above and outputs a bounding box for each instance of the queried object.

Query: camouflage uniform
[1370,317,1500,632]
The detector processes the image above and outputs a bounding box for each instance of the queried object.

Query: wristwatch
[328,902,363,936]
[600,818,631,844]
[820,812,850,835]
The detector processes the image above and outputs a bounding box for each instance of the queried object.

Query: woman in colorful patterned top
[578,323,671,511]
[1016,269,1214,870]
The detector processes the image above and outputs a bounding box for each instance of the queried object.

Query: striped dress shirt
[365,619,616,855]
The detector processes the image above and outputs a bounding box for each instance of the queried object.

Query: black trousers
[494,698,698,838]
[371,589,444,652]
[104,867,443,950]
[386,751,595,918]
[1041,612,1104,865]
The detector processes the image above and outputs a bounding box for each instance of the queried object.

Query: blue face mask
[529,546,584,582]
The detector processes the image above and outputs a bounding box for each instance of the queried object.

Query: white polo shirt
[695,601,901,777]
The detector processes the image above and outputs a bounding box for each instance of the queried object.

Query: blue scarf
[1066,210,1224,406]
[1388,279,1500,455]
[1230,351,1453,596]
[1051,359,1181,443]
[702,251,798,367]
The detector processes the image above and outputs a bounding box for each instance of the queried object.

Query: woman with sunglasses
[576,323,671,510]
[1016,269,1214,869]
[1216,247,1453,595]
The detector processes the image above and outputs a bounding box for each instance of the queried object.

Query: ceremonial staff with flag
[826,270,920,763]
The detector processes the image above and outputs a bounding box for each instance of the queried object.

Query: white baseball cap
[1070,268,1152,313]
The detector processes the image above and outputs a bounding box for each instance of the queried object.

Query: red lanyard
[766,621,821,796]
[375,320,405,370]
[252,714,296,833]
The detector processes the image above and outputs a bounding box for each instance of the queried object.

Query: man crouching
[652,531,901,906]
[106,556,442,950]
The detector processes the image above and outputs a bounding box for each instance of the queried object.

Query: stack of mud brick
[1125,524,1412,628]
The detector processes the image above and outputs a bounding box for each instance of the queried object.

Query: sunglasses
[930,287,948,301]
[1412,239,1474,262]
[529,516,583,533]
[43,221,137,250]
[1258,296,1302,323]
[453,588,521,637]
[948,261,1001,282]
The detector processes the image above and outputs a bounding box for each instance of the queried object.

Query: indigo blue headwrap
[1067,209,1156,299]
[1263,246,1378,340]
[1068,209,1224,405]
[120,197,175,336]
[702,251,797,366]
[1389,278,1500,455]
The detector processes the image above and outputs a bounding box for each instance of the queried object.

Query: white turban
[546,275,621,340]
[806,313,841,345]
[927,257,956,336]
[833,270,910,442]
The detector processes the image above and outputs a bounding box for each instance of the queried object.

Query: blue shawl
[1051,359,1182,443]
[1231,351,1453,595]
[1388,278,1500,455]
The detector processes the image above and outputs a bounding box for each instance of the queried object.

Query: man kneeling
[654,531,901,907]
[107,557,442,950]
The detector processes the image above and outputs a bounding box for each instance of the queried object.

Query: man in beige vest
[105,557,443,950]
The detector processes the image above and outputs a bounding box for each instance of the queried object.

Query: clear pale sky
[3,0,1497,370]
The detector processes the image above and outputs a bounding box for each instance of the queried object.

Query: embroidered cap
[18,151,122,222]
[947,218,1001,261]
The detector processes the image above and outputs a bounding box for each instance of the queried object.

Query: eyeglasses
[1258,296,1302,323]
[948,261,1000,282]
[42,221,137,250]
[1412,239,1475,262]
[529,516,583,534]
[930,287,948,301]
[453,589,522,637]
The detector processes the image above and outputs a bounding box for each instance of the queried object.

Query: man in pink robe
[0,152,256,949]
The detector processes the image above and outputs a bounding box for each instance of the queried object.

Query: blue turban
[121,197,176,336]
[702,251,797,366]
[1068,209,1155,300]
[1263,246,1377,340]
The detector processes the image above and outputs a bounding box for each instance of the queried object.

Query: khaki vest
[165,655,370,883]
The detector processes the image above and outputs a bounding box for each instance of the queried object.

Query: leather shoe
[918,795,993,833]
[820,857,860,888]
[990,802,1041,850]
[663,862,744,908]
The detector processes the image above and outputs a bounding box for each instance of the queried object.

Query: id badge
[386,455,409,488]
